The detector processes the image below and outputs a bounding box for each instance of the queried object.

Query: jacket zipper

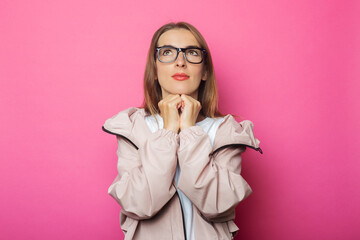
[102,126,139,150]
[173,183,187,240]
[211,143,263,155]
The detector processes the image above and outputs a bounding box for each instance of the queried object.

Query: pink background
[1,0,359,239]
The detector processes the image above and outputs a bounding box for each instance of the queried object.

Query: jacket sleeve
[177,126,252,222]
[108,128,179,220]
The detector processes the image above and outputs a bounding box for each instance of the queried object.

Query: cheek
[156,65,168,87]
[156,64,169,78]
[191,66,204,79]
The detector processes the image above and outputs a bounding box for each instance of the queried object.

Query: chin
[172,87,196,95]
[173,91,192,96]
[162,85,198,98]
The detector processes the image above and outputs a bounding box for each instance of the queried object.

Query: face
[155,29,207,100]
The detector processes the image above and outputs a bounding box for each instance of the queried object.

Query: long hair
[141,22,224,118]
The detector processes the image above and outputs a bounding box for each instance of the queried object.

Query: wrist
[164,124,179,133]
[180,122,195,131]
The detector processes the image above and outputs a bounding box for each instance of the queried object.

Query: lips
[172,73,189,81]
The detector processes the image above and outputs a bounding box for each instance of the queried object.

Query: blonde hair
[141,21,224,118]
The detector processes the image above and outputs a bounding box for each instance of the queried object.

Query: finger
[165,95,182,109]
[180,94,196,108]
[166,94,181,102]
[159,94,181,107]
[180,94,191,104]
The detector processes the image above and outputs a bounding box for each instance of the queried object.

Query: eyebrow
[158,44,201,49]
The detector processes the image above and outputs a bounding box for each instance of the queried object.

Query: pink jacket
[102,107,262,240]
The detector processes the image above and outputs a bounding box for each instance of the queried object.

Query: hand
[158,94,182,133]
[179,94,202,131]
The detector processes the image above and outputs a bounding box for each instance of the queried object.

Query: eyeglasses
[155,46,206,64]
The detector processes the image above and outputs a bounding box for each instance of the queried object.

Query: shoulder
[213,114,261,152]
[102,107,147,136]
[104,107,146,125]
[213,112,255,127]
[218,114,256,132]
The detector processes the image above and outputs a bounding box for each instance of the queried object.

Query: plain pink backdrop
[1,0,359,239]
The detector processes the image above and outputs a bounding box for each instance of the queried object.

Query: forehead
[157,29,200,48]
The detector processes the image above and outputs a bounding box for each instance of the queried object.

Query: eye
[188,49,199,56]
[161,48,173,56]
[163,50,171,55]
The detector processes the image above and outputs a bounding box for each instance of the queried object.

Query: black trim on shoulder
[102,126,139,150]
[211,144,263,156]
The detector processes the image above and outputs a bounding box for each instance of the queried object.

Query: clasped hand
[158,94,202,133]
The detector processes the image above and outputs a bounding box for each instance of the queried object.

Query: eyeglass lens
[158,47,203,63]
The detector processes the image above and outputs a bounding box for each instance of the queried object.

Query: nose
[175,50,186,68]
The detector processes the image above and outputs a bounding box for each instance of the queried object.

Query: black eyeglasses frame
[155,46,206,64]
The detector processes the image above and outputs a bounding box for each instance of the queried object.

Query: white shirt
[145,113,225,240]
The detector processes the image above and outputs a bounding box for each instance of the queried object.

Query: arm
[108,128,179,220]
[177,126,252,222]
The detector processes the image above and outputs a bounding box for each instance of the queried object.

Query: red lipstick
[172,73,189,81]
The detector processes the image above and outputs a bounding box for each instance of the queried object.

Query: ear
[201,70,207,81]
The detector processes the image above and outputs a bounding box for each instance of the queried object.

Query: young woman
[102,22,262,240]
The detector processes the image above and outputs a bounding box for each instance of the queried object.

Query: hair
[141,21,224,118]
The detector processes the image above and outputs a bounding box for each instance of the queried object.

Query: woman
[102,22,262,240]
